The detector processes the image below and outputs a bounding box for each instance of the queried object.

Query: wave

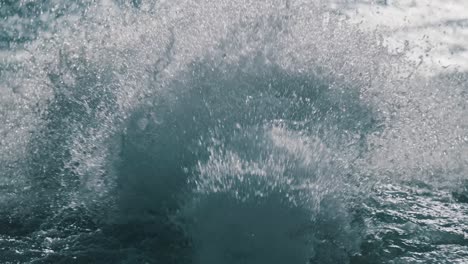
[0,1,467,263]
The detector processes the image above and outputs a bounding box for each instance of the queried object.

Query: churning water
[0,0,467,263]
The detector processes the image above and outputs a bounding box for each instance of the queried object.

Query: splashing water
[0,0,467,263]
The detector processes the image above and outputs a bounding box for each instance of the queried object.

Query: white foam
[333,0,468,75]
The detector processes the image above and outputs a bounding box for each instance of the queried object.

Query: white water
[0,1,467,263]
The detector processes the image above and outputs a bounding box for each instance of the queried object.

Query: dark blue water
[0,1,467,263]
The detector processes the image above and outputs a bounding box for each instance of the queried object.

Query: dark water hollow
[111,57,377,263]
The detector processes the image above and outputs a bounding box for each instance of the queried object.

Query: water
[0,0,467,263]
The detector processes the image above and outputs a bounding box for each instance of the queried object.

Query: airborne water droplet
[137,117,149,130]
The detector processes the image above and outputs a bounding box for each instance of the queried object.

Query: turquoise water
[0,1,467,263]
